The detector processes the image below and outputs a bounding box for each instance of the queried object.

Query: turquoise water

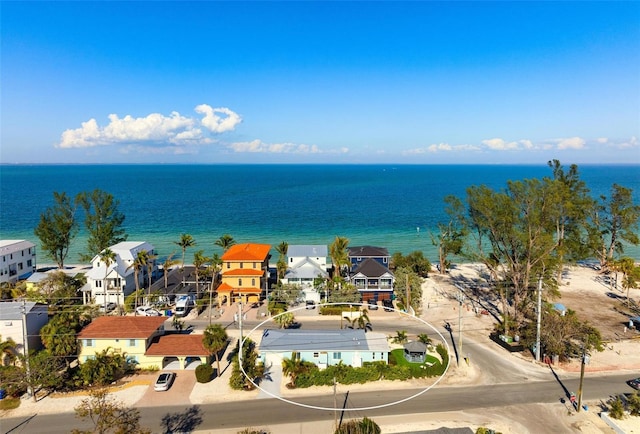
[1,164,638,263]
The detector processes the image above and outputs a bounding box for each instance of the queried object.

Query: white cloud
[57,105,240,149]
[195,104,242,133]
[555,137,586,150]
[402,143,480,155]
[228,139,320,154]
[481,138,519,150]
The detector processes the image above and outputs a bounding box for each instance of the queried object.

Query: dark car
[628,377,640,390]
[154,372,176,391]
[382,299,394,312]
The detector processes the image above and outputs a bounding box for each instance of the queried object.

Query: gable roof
[287,245,328,258]
[222,243,271,262]
[86,241,155,280]
[285,257,328,280]
[348,246,390,258]
[352,258,394,278]
[145,334,209,356]
[259,329,389,353]
[77,316,166,339]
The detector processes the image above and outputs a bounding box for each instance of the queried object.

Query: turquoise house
[258,329,389,369]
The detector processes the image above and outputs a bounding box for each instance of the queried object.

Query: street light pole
[577,336,589,412]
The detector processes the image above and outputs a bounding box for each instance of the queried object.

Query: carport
[146,334,211,370]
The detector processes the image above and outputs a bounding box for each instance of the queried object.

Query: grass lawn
[390,348,440,367]
[0,397,20,411]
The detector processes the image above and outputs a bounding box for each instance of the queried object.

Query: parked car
[628,377,640,390]
[98,302,117,313]
[367,300,379,310]
[305,300,316,310]
[382,299,394,312]
[154,372,175,391]
[136,306,161,316]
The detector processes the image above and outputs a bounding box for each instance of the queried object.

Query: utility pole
[238,301,243,343]
[21,300,32,399]
[535,277,542,362]
[577,336,589,412]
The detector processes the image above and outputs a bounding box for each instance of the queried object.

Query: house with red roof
[77,316,210,370]
[217,243,271,307]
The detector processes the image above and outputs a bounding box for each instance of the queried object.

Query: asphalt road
[4,373,632,433]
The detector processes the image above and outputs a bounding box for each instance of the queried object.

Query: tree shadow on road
[161,405,203,434]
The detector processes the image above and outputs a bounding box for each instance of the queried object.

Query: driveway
[136,371,196,407]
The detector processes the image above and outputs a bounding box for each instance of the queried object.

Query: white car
[136,306,161,316]
[154,372,175,391]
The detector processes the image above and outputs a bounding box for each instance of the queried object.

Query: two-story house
[217,243,271,307]
[77,316,209,370]
[0,240,37,284]
[83,241,157,307]
[347,246,395,303]
[281,245,329,303]
[0,301,49,357]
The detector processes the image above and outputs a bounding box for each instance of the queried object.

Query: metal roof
[259,329,389,353]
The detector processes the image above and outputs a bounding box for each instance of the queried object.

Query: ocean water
[1,164,638,264]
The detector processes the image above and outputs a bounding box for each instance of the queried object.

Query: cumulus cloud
[57,104,241,149]
[402,143,480,155]
[555,137,586,150]
[227,139,320,154]
[481,138,520,150]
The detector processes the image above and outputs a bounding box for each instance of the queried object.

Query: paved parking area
[135,371,196,407]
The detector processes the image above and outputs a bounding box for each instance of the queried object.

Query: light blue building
[259,329,389,369]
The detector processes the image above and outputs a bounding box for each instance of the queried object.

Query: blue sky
[2,1,639,165]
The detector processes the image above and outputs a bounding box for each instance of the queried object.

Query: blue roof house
[258,329,389,369]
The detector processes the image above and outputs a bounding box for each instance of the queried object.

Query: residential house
[0,240,36,284]
[259,329,389,369]
[281,245,328,303]
[76,316,209,370]
[0,301,49,356]
[83,241,157,307]
[350,258,395,302]
[217,243,271,307]
[347,246,395,302]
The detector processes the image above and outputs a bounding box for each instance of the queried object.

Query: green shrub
[608,396,626,419]
[195,363,213,383]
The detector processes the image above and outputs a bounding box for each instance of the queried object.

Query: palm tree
[281,352,311,388]
[392,330,408,344]
[202,324,228,376]
[215,234,236,252]
[329,236,350,279]
[273,312,295,329]
[98,248,116,314]
[127,250,148,312]
[275,241,288,282]
[0,335,18,366]
[174,234,196,285]
[145,250,157,295]
[162,253,179,289]
[356,308,371,332]
[193,250,209,294]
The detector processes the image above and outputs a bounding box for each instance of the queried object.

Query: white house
[83,241,157,307]
[0,240,37,284]
[282,245,328,303]
[259,329,389,369]
[0,301,49,356]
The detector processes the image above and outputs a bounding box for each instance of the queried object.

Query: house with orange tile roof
[77,316,210,370]
[217,243,271,307]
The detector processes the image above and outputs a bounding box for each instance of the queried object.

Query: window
[383,257,388,263]
[373,352,376,360]
[96,280,102,287]
[227,262,231,269]
[27,260,32,267]
[290,258,293,263]
[85,339,93,347]
[21,250,24,256]
[251,278,255,286]
[313,352,319,358]
[240,263,243,269]
[129,339,136,347]
[18,263,23,270]
[333,352,341,359]
[253,262,257,269]
[239,279,242,286]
